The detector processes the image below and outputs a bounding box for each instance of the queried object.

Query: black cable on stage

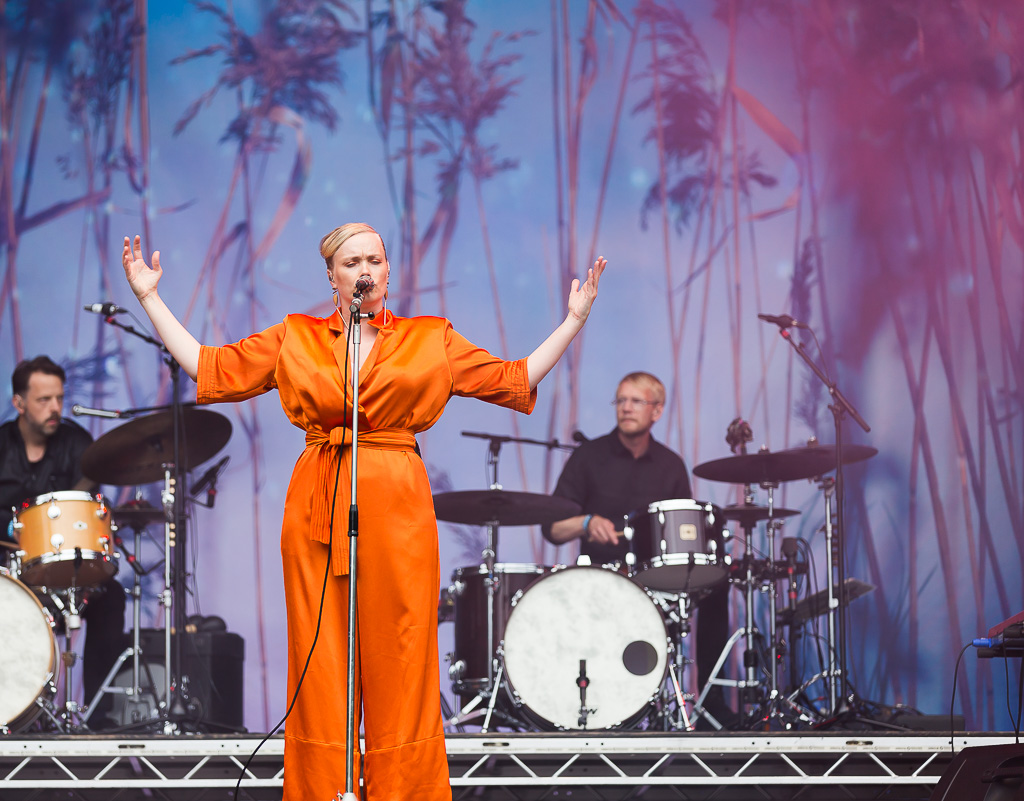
[232,322,352,801]
[1002,652,1017,738]
[948,642,972,755]
[1011,659,1019,745]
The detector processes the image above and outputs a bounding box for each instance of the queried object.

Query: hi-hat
[721,503,800,527]
[433,490,581,527]
[82,409,232,486]
[693,444,878,484]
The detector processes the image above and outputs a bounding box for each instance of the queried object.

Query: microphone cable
[233,321,352,801]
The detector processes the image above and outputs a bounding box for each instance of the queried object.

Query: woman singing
[121,223,606,800]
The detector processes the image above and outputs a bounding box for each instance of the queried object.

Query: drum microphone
[71,404,122,419]
[572,430,589,443]
[191,455,230,507]
[757,313,809,330]
[84,302,128,316]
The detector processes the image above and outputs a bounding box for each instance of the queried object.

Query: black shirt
[0,417,94,542]
[542,428,692,565]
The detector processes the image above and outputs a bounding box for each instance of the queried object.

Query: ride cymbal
[432,490,581,527]
[693,444,878,484]
[81,409,232,486]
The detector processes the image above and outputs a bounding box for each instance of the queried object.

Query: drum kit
[0,407,231,734]
[435,433,878,733]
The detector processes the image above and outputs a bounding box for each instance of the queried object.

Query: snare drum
[0,570,57,731]
[447,563,547,697]
[501,565,669,730]
[13,491,117,588]
[637,499,728,593]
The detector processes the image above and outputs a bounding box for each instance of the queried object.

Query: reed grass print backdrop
[0,0,1020,731]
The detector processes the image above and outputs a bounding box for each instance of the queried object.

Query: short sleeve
[444,321,537,414]
[196,323,285,404]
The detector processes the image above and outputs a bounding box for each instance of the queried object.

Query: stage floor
[0,730,1016,800]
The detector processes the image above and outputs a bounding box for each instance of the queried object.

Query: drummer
[541,371,734,727]
[0,356,125,725]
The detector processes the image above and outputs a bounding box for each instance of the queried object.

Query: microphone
[757,313,809,330]
[572,430,589,443]
[71,404,122,419]
[191,455,230,506]
[84,302,128,316]
[354,276,374,294]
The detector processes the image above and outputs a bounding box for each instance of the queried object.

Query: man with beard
[0,356,125,727]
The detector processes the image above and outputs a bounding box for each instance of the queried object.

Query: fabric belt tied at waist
[306,426,417,575]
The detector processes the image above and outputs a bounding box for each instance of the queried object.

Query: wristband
[581,514,593,536]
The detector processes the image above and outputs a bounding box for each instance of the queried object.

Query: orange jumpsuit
[196,309,535,801]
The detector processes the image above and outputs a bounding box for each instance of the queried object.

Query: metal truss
[0,732,1017,800]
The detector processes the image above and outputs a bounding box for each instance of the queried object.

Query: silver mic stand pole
[341,288,371,801]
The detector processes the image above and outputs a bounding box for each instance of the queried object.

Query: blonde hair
[618,372,665,404]
[319,222,388,268]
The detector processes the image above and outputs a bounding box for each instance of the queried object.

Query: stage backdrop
[1,0,1020,732]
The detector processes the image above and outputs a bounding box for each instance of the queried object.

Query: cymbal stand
[447,436,506,732]
[693,543,762,728]
[772,324,870,719]
[82,521,153,728]
[57,586,85,729]
[820,476,839,712]
[762,482,781,715]
[657,591,695,731]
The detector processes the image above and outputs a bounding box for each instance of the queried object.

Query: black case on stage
[106,628,245,732]
[929,743,1024,800]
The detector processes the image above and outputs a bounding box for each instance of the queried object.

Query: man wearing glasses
[542,371,733,729]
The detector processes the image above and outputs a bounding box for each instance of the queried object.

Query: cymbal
[111,500,166,528]
[432,490,581,527]
[82,409,232,486]
[693,444,878,484]
[721,503,800,527]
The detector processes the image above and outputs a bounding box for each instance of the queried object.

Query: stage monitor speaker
[929,743,1024,801]
[105,628,245,732]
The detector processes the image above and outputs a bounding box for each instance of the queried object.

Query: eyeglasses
[611,397,660,408]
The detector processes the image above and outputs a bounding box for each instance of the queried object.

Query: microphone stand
[772,325,869,720]
[461,430,577,453]
[341,291,372,801]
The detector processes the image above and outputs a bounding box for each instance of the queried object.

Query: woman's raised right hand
[122,235,162,302]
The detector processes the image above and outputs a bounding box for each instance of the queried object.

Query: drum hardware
[77,401,232,732]
[80,509,159,730]
[576,659,595,728]
[435,431,580,733]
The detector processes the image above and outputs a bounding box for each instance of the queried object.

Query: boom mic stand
[770,322,870,720]
[88,313,194,731]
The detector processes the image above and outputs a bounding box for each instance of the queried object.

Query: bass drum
[0,570,57,731]
[501,565,668,730]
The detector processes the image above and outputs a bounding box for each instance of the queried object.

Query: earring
[331,289,339,309]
